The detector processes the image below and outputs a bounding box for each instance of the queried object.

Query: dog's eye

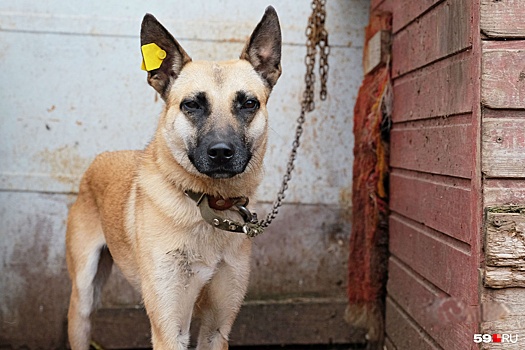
[241,99,259,110]
[181,100,200,111]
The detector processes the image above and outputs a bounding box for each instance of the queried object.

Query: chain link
[258,0,330,228]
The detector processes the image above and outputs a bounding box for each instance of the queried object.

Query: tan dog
[66,7,281,349]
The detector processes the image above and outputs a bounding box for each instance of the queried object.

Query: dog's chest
[157,227,250,282]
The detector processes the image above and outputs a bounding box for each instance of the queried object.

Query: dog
[66,6,281,349]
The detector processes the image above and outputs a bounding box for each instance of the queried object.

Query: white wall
[0,0,368,205]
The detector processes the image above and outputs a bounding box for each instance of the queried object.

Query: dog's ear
[240,6,282,89]
[141,14,192,99]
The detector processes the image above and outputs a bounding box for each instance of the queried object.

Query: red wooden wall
[371,0,482,349]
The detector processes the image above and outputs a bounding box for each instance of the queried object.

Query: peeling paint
[34,145,90,188]
[0,192,72,348]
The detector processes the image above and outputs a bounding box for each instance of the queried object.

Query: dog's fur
[66,7,281,349]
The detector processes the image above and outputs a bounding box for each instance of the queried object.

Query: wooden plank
[390,115,473,178]
[484,266,525,289]
[482,119,525,178]
[364,31,391,75]
[482,41,525,109]
[481,0,525,38]
[390,214,475,303]
[230,298,364,345]
[393,53,472,122]
[485,211,525,267]
[468,10,484,350]
[384,336,396,350]
[385,298,440,350]
[387,257,475,350]
[392,0,471,77]
[481,288,525,350]
[90,299,365,348]
[484,210,525,288]
[390,170,471,243]
[90,308,151,348]
[371,0,393,11]
[391,0,442,33]
[484,179,525,206]
[484,108,525,120]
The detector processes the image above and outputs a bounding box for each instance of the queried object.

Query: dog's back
[80,151,139,206]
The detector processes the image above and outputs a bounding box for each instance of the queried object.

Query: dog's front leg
[196,240,251,350]
[140,249,214,350]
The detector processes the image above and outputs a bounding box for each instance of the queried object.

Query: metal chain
[258,0,330,228]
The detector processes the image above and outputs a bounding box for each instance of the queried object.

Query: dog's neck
[185,190,247,211]
[184,189,262,237]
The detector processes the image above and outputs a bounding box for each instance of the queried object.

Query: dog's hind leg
[66,199,112,350]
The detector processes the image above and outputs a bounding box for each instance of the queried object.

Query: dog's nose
[207,142,235,164]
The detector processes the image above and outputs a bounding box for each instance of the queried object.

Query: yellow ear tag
[141,43,167,71]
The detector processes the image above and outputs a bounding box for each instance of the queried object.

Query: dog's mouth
[192,162,249,179]
[203,169,240,179]
[206,172,237,179]
[187,149,251,179]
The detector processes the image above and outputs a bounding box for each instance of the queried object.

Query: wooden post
[346,11,392,349]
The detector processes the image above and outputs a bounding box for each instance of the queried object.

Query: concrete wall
[0,0,368,347]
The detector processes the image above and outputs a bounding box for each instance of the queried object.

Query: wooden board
[481,0,525,38]
[385,297,440,350]
[386,1,482,349]
[387,257,475,350]
[391,0,442,34]
[392,0,471,77]
[485,211,525,267]
[393,52,472,122]
[484,108,525,120]
[482,119,525,178]
[364,31,391,75]
[480,288,525,350]
[482,41,525,109]
[484,210,525,288]
[389,170,472,243]
[484,179,525,206]
[90,298,365,348]
[370,0,392,10]
[484,267,525,289]
[390,213,475,303]
[384,336,395,350]
[390,114,473,178]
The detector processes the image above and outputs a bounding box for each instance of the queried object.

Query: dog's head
[140,7,281,181]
